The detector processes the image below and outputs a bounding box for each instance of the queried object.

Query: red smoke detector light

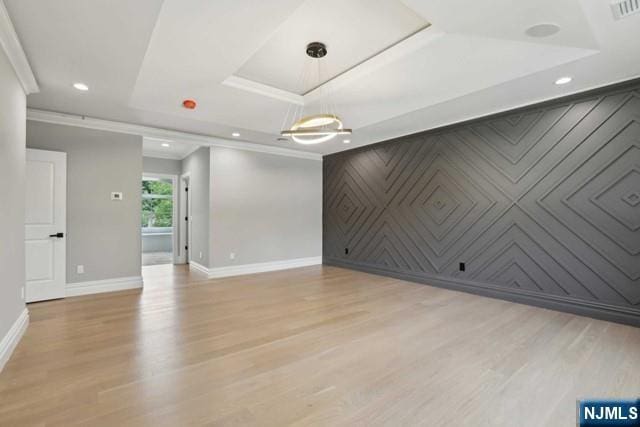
[182,99,197,110]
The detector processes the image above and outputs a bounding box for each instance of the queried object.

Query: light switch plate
[111,192,123,201]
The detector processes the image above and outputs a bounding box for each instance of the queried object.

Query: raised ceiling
[6,0,640,155]
[235,0,429,95]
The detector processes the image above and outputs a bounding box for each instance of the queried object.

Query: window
[141,178,173,227]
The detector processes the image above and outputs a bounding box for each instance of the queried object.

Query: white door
[25,149,67,302]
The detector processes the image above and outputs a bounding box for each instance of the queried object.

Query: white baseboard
[188,261,210,276]
[0,308,29,373]
[190,256,322,279]
[65,276,143,297]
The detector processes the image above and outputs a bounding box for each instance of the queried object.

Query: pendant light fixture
[280,42,352,145]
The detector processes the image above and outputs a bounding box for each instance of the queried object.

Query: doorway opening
[141,174,177,266]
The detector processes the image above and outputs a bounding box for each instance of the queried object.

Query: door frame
[141,173,179,264]
[178,172,191,264]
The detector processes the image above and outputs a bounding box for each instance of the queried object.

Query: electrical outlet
[199,251,203,260]
[77,265,84,274]
[229,252,235,260]
[345,248,349,255]
[20,287,24,301]
[459,262,465,272]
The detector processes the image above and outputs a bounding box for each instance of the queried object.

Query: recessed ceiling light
[555,76,572,85]
[525,23,560,38]
[343,139,351,144]
[232,132,240,137]
[161,143,170,147]
[73,82,89,91]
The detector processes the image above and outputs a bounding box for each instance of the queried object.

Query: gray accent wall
[26,122,143,283]
[209,147,322,268]
[181,147,210,267]
[0,48,27,341]
[143,156,182,176]
[323,81,640,326]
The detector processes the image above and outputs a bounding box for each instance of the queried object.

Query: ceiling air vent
[611,0,640,19]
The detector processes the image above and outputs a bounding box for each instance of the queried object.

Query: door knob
[49,232,64,238]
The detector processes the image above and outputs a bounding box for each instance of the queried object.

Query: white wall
[0,47,27,344]
[209,147,322,268]
[143,156,182,176]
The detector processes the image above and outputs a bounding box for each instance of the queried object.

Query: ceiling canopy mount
[306,42,327,59]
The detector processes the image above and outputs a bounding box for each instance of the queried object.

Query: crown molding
[27,109,323,161]
[222,75,304,105]
[0,1,38,94]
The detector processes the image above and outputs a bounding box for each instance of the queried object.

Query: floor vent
[611,0,640,19]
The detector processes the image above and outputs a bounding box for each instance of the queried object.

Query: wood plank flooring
[1,265,638,426]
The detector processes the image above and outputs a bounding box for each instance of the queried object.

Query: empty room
[1,1,639,426]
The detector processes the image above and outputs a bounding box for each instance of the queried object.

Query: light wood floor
[1,265,638,426]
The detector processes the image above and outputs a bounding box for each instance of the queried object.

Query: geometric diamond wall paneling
[324,82,640,323]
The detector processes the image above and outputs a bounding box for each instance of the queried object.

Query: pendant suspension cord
[279,90,296,135]
[293,75,304,126]
[317,53,337,132]
[295,55,312,125]
[318,55,328,130]
[322,58,328,125]
[317,57,323,121]
[280,53,310,133]
[293,59,306,126]
[322,55,339,130]
[314,55,325,129]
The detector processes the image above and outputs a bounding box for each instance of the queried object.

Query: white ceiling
[6,0,640,156]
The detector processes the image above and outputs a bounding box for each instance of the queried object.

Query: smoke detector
[611,0,640,19]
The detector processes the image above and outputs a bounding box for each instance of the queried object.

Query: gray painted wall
[323,81,640,326]
[143,156,182,176]
[209,147,322,268]
[0,48,27,341]
[181,147,210,267]
[26,122,143,283]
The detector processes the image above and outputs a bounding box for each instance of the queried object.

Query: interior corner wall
[0,47,27,342]
[323,80,640,326]
[26,121,143,283]
[181,147,210,267]
[208,147,322,268]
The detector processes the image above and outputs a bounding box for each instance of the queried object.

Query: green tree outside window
[142,179,173,228]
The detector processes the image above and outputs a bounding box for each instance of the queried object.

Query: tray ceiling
[6,0,640,155]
